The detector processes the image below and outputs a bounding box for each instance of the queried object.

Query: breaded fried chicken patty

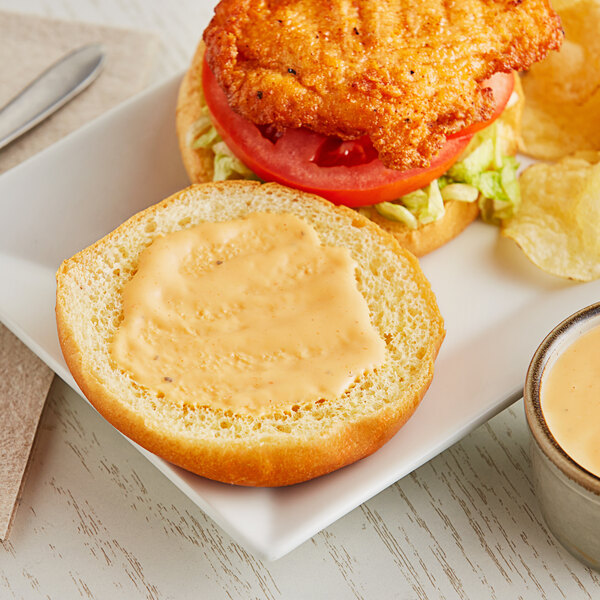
[203,0,562,170]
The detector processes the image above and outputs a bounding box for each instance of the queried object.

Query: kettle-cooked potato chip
[521,0,600,159]
[502,152,600,281]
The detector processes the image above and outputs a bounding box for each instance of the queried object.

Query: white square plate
[0,74,598,561]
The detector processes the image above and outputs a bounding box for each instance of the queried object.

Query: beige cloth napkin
[0,10,160,540]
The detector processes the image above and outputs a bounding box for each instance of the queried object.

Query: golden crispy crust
[203,0,562,170]
[56,181,445,487]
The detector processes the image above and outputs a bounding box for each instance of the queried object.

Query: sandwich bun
[176,43,524,257]
[56,181,444,486]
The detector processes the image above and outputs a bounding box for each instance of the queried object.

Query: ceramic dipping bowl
[524,302,600,572]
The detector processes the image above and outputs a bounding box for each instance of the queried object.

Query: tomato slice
[202,57,475,207]
[450,72,515,138]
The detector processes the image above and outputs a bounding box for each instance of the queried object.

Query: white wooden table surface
[1,1,599,598]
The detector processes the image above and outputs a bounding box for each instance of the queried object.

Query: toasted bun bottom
[56,181,445,486]
[176,42,524,256]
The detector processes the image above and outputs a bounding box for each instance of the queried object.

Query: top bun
[56,181,444,486]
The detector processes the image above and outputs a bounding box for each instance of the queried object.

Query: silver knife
[0,44,106,151]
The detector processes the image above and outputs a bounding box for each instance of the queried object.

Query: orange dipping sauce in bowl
[525,303,600,572]
[541,325,600,479]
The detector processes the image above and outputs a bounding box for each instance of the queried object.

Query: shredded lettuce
[375,180,445,228]
[451,123,520,224]
[447,138,495,183]
[403,179,445,224]
[186,107,214,149]
[374,202,419,229]
[193,127,220,150]
[373,122,520,227]
[212,141,257,180]
[187,108,258,181]
[478,156,521,224]
[440,183,479,203]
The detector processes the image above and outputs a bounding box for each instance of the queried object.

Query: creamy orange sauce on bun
[111,212,385,413]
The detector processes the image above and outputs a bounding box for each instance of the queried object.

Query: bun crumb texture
[56,181,444,486]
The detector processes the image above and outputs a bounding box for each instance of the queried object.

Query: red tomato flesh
[202,58,512,207]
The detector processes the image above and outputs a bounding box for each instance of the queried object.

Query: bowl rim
[524,302,600,495]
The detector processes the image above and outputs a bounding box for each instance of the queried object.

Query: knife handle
[0,44,105,151]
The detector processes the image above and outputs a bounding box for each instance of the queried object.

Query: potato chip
[521,0,600,159]
[502,153,600,281]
